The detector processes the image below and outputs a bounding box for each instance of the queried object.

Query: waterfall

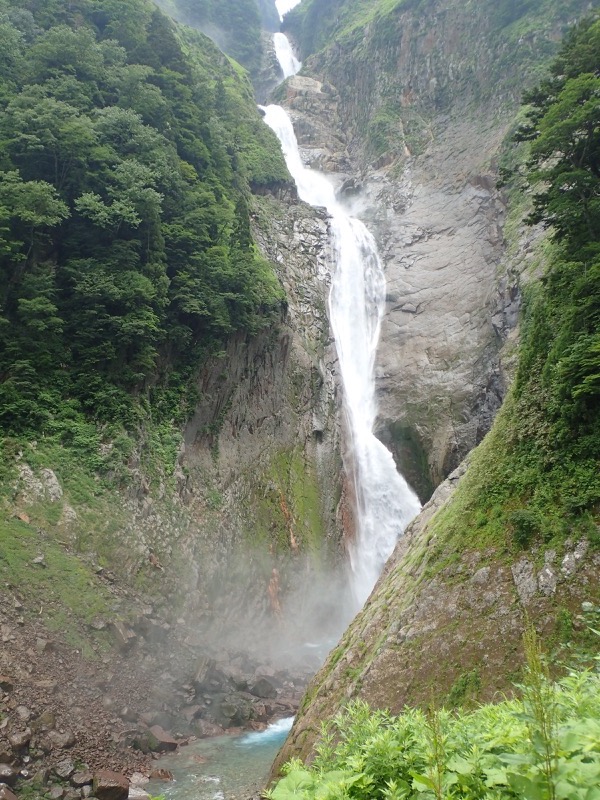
[274,32,301,78]
[275,0,302,21]
[264,32,421,608]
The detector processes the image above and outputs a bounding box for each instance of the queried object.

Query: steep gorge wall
[173,195,350,647]
[280,0,589,498]
[269,0,598,774]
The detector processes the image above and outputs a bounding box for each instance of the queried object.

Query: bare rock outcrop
[276,0,582,498]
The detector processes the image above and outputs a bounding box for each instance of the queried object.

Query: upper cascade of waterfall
[274,32,301,78]
[260,105,421,608]
[275,0,303,22]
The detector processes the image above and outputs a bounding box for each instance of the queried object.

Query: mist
[178,543,356,674]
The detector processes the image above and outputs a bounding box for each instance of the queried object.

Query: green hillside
[158,0,272,76]
[285,0,589,61]
[0,0,290,472]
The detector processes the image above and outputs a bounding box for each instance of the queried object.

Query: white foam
[275,0,303,21]
[237,717,295,746]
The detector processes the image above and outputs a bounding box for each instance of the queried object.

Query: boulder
[129,773,149,788]
[128,789,151,800]
[219,694,254,726]
[252,703,268,723]
[0,766,17,788]
[250,677,277,699]
[192,719,225,738]
[15,706,31,723]
[32,767,50,786]
[0,785,17,800]
[111,622,137,651]
[220,665,249,691]
[48,730,75,750]
[92,770,129,800]
[40,468,63,501]
[8,729,31,752]
[53,759,76,780]
[192,657,216,691]
[71,771,93,787]
[32,710,56,731]
[0,680,13,694]
[147,725,178,752]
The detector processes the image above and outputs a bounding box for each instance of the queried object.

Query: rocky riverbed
[0,579,312,800]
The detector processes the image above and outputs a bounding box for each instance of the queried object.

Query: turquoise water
[146,718,294,800]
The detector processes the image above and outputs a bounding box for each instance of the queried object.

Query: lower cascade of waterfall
[262,29,421,609]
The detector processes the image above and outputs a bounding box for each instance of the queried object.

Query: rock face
[280,0,586,498]
[267,0,595,775]
[92,771,129,800]
[271,459,600,775]
[171,196,351,654]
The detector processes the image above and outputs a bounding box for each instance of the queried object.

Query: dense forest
[158,0,275,76]
[0,0,290,464]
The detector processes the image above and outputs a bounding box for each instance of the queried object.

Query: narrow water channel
[146,719,294,800]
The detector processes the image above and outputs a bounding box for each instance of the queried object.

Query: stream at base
[146,719,294,800]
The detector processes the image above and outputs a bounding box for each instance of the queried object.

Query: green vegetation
[0,515,114,652]
[0,0,290,478]
[286,0,585,63]
[284,0,416,55]
[284,0,587,138]
[422,16,600,558]
[446,669,482,710]
[269,637,600,800]
[159,0,266,76]
[250,445,326,555]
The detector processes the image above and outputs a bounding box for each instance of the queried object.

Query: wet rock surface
[271,0,587,502]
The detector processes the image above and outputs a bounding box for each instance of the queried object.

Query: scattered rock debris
[0,581,309,798]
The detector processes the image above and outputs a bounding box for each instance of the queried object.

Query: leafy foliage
[508,17,600,527]
[0,0,289,465]
[269,666,600,800]
[159,0,265,76]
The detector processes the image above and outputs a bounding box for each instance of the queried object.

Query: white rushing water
[264,33,421,607]
[275,0,303,21]
[274,32,301,78]
[237,716,295,746]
